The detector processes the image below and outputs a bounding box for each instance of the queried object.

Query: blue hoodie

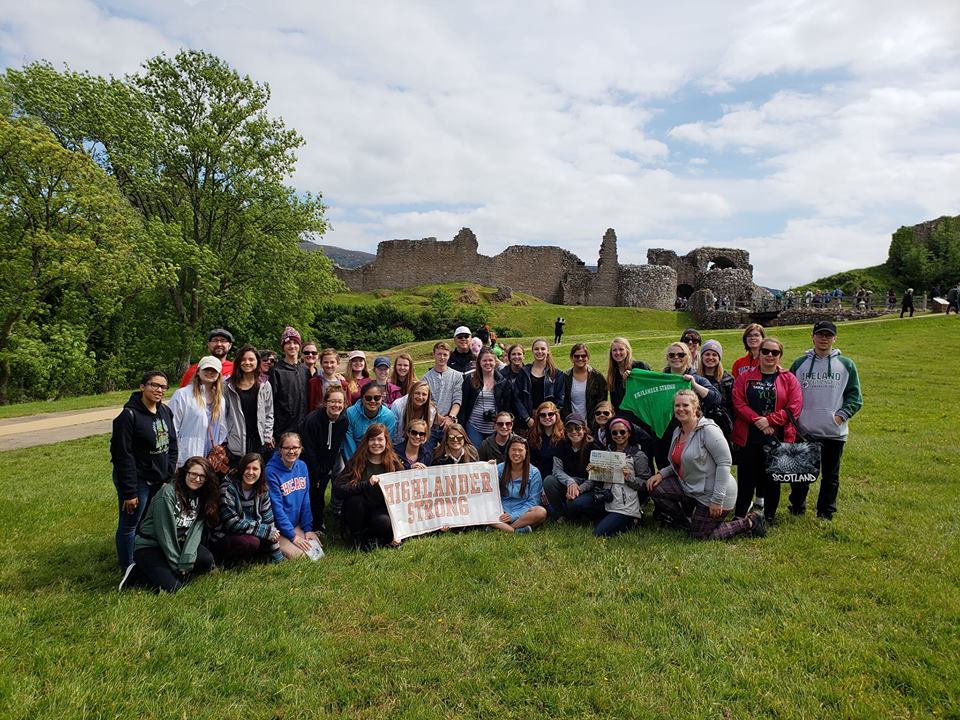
[265,452,313,540]
[343,400,397,459]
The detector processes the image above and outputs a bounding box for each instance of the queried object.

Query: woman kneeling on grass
[123,456,219,592]
[334,423,404,551]
[591,417,651,537]
[493,435,548,533]
[211,453,283,564]
[647,390,766,540]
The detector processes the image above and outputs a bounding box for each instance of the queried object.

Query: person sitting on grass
[395,418,432,469]
[591,417,651,538]
[266,432,321,559]
[478,411,516,463]
[590,400,615,449]
[430,423,480,466]
[492,435,548,533]
[122,456,219,593]
[647,390,765,540]
[333,423,404,551]
[211,453,283,564]
[543,413,599,523]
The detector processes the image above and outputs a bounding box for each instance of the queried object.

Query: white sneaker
[118,562,137,591]
[753,497,765,511]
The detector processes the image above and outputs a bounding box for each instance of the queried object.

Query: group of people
[112,319,862,593]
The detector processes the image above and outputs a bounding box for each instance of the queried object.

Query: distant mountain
[300,242,375,269]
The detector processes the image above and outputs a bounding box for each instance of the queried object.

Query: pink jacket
[731,367,803,446]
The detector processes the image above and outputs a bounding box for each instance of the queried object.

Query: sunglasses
[667,352,687,359]
[565,424,584,432]
[610,429,629,437]
[683,338,701,344]
[408,430,427,438]
[595,410,611,417]
[447,435,465,442]
[363,395,383,401]
[302,351,318,356]
[495,421,513,427]
[572,354,588,360]
[759,348,782,356]
[455,334,470,339]
[539,412,556,418]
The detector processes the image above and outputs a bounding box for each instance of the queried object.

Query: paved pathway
[0,406,120,451]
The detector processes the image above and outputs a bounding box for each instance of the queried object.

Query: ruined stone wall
[618,265,677,311]
[489,245,585,303]
[647,247,752,289]
[336,227,585,303]
[589,228,620,306]
[698,268,757,304]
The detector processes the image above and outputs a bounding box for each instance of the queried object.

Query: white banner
[378,462,504,541]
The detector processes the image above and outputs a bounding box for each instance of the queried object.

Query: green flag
[620,369,691,436]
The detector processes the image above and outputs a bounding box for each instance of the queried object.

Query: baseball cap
[813,321,837,335]
[197,356,223,373]
[347,350,366,362]
[374,355,391,369]
[454,326,471,338]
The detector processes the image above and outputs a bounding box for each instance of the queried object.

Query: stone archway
[677,283,695,299]
[706,256,737,271]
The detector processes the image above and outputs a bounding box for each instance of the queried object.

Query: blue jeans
[465,423,491,450]
[594,511,637,538]
[114,471,160,570]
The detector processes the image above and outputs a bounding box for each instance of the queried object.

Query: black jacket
[270,359,309,438]
[458,371,521,426]
[301,408,348,485]
[560,367,609,420]
[110,392,178,500]
[503,367,532,424]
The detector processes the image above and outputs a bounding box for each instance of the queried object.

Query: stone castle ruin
[335,227,766,310]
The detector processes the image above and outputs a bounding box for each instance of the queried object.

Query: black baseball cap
[813,321,837,336]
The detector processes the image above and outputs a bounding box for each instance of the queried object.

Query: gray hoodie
[660,418,737,510]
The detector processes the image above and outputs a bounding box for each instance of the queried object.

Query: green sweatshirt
[134,482,206,573]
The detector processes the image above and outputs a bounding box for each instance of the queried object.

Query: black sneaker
[118,562,138,591]
[748,512,767,538]
[816,512,833,521]
[789,505,806,516]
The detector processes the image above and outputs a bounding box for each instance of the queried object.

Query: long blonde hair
[606,337,633,391]
[191,367,224,423]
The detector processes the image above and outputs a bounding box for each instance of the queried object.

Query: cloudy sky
[2,1,959,287]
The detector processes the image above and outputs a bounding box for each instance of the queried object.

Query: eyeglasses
[447,435,465,442]
[363,395,382,402]
[145,382,168,391]
[595,410,611,417]
[759,348,782,356]
[302,351,318,356]
[495,421,513,427]
[408,430,427,438]
[263,358,276,365]
[281,446,302,451]
[667,352,687,359]
[572,354,588,360]
[539,412,556,418]
[683,338,701,345]
[185,471,205,480]
[610,429,629,437]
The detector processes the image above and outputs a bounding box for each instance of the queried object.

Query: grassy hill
[790,263,900,295]
[0,314,957,718]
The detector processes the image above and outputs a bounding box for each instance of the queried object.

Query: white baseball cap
[454,326,471,337]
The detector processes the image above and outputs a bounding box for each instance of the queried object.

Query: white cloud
[1,0,959,289]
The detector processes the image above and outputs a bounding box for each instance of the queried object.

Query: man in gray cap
[179,327,235,387]
[788,321,863,520]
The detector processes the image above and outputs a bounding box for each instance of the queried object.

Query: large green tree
[5,50,339,377]
[0,112,163,401]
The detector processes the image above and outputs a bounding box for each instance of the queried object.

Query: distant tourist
[788,321,863,521]
[900,288,914,318]
[553,317,565,344]
[946,283,960,315]
[886,288,896,310]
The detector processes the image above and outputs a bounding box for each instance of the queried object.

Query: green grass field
[1,316,958,718]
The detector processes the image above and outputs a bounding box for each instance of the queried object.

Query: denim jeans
[114,470,161,570]
[594,512,637,537]
[543,474,601,520]
[465,423,491,451]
